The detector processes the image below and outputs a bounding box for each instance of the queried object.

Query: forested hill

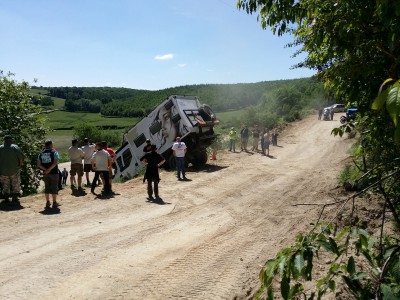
[33,77,325,117]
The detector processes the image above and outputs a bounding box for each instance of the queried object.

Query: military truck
[114,95,219,180]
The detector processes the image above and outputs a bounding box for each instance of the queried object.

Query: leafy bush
[73,123,121,148]
[0,71,48,195]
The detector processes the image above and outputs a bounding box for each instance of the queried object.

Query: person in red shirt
[101,141,116,193]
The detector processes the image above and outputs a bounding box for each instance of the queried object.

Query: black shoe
[45,201,51,209]
[52,202,60,209]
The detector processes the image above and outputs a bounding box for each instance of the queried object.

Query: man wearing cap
[0,135,24,204]
[172,137,187,180]
[143,139,152,153]
[228,127,237,152]
[140,144,165,199]
[37,140,60,209]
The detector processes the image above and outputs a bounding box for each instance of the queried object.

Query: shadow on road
[188,164,228,174]
[39,207,61,215]
[0,200,24,212]
[146,196,171,205]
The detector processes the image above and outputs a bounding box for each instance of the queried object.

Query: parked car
[329,103,346,113]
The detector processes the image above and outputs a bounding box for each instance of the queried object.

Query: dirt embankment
[0,114,353,299]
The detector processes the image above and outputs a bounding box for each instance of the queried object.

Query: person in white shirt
[81,138,95,186]
[67,139,84,190]
[171,137,187,180]
[90,142,112,195]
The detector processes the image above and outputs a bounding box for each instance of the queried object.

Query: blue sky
[0,0,315,90]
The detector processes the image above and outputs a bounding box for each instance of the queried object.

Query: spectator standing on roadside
[172,137,187,180]
[251,125,260,151]
[318,108,323,120]
[102,141,116,193]
[260,128,266,155]
[37,140,60,209]
[0,135,24,204]
[143,139,152,153]
[240,124,249,152]
[263,129,271,156]
[228,127,237,152]
[61,168,68,185]
[271,128,278,146]
[67,139,84,191]
[81,138,95,187]
[140,144,165,199]
[91,142,112,195]
[330,108,334,121]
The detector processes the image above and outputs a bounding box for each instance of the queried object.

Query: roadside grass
[43,111,138,129]
[217,110,246,125]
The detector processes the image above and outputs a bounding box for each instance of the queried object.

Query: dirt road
[0,114,352,300]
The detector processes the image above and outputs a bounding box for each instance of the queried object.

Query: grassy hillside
[44,111,138,130]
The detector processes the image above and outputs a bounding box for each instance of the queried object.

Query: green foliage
[256,222,400,300]
[37,78,327,119]
[72,123,120,148]
[237,0,400,298]
[0,71,48,195]
[372,79,400,141]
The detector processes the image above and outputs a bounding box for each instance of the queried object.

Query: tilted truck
[114,95,219,180]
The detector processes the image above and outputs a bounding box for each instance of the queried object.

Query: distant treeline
[32,77,326,117]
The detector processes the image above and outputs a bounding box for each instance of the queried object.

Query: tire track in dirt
[0,115,352,299]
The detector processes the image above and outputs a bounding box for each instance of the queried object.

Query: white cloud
[178,63,187,68]
[154,53,174,60]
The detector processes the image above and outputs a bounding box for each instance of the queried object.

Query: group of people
[0,137,115,210]
[229,125,278,156]
[140,136,188,200]
[0,130,192,210]
[36,138,116,209]
[318,107,334,120]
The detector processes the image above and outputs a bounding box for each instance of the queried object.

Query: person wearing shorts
[68,139,84,190]
[81,138,95,186]
[37,140,59,209]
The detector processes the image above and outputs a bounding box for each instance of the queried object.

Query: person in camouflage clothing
[0,135,24,204]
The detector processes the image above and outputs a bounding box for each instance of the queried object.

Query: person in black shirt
[142,139,152,153]
[37,140,60,209]
[140,145,165,199]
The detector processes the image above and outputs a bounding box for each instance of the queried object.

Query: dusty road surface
[0,114,353,300]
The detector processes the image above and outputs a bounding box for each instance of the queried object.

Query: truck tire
[192,150,208,166]
[198,104,216,121]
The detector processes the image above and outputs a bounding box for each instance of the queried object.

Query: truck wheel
[192,150,208,166]
[199,104,216,121]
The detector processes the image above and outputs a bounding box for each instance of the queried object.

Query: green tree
[0,71,48,195]
[237,0,400,298]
